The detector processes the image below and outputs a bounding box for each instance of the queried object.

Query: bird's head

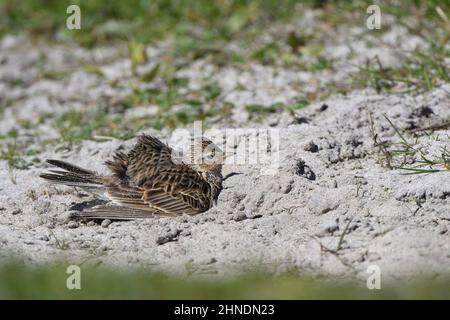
[190,137,225,174]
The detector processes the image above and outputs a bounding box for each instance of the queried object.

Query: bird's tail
[40,159,105,191]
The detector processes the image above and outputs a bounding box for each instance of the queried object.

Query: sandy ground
[0,22,449,284]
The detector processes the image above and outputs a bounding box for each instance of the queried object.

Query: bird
[40,134,225,220]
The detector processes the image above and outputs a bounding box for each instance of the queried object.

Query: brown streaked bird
[40,134,224,220]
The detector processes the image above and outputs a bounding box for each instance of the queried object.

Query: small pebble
[101,219,112,228]
[67,221,79,229]
[294,116,309,124]
[295,160,316,181]
[235,213,247,222]
[303,141,319,153]
[87,221,96,227]
[181,230,191,237]
[319,104,328,112]
[11,209,22,215]
[156,229,180,245]
[438,224,448,235]
[283,184,292,194]
[324,223,339,234]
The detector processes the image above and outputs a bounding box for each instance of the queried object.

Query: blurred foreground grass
[0,262,449,299]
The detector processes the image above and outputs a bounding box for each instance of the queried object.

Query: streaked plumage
[40,134,224,220]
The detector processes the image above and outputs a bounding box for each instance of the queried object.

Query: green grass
[0,128,39,169]
[383,114,450,174]
[1,262,450,299]
[54,109,147,142]
[0,126,44,171]
[368,113,450,173]
[0,141,24,168]
[352,48,450,94]
[399,145,450,174]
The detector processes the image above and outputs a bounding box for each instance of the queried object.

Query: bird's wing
[142,185,209,215]
[125,134,187,186]
[141,165,212,214]
[104,185,153,211]
[131,134,175,166]
[104,170,211,216]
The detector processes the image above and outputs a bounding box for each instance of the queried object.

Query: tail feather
[40,159,103,188]
[46,159,95,175]
[45,170,100,184]
[70,205,163,220]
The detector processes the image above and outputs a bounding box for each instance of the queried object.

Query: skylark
[40,134,224,220]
